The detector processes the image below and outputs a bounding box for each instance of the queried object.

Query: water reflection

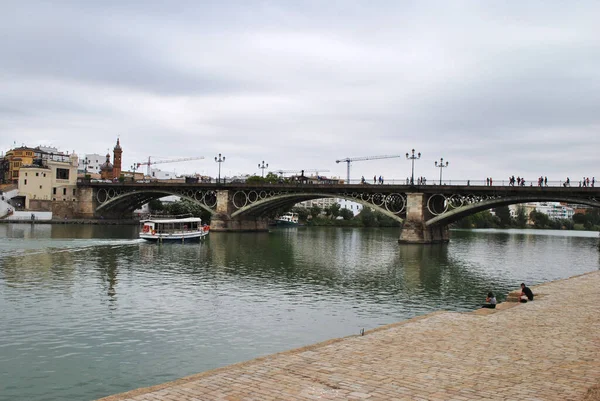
[0,224,599,401]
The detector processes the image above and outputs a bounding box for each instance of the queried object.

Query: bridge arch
[230,192,405,223]
[426,195,600,227]
[95,188,216,217]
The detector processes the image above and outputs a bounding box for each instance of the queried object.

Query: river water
[0,224,598,401]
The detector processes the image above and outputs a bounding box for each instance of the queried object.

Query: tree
[494,206,513,228]
[326,203,341,219]
[339,208,354,220]
[573,213,586,225]
[309,205,322,219]
[359,207,377,227]
[515,206,528,228]
[530,210,550,229]
[148,199,163,212]
[292,207,309,222]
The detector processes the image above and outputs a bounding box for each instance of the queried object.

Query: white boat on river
[140,216,210,242]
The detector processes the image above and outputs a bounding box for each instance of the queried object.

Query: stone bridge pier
[209,190,269,232]
[399,193,449,244]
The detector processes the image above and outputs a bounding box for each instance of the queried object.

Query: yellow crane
[135,156,205,177]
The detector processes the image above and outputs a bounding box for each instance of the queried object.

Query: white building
[295,197,337,210]
[295,198,363,216]
[78,153,105,175]
[150,168,178,180]
[337,198,364,216]
[535,202,575,220]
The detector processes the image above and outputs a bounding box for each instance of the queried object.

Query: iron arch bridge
[77,181,600,243]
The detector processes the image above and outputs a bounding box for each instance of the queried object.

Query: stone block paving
[98,272,600,401]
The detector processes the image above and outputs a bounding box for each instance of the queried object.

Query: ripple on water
[0,226,599,401]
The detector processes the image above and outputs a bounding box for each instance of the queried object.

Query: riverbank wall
[97,270,600,401]
[0,218,138,225]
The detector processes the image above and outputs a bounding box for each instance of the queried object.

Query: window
[25,172,28,176]
[40,185,42,189]
[43,173,46,177]
[24,179,27,185]
[56,168,69,180]
[53,188,56,195]
[63,188,66,195]
[36,172,39,176]
[72,188,76,196]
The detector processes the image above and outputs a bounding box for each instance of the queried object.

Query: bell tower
[112,138,123,179]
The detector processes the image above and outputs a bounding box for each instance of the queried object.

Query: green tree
[339,208,354,220]
[359,207,377,227]
[494,206,513,228]
[148,199,163,212]
[530,210,550,229]
[326,203,341,219]
[515,206,528,228]
[309,205,322,219]
[573,213,586,225]
[292,207,309,222]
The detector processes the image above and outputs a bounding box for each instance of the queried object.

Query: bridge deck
[97,271,600,401]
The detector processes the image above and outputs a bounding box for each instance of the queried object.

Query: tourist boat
[140,215,210,242]
[275,212,299,226]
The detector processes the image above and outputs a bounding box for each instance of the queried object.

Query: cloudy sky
[1,1,599,184]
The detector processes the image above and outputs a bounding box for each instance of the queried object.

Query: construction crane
[273,169,330,177]
[335,155,404,184]
[135,156,205,176]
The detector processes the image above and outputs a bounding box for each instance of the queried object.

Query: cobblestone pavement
[98,271,600,401]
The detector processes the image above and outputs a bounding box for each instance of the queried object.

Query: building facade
[78,153,105,176]
[18,154,79,209]
[295,197,338,210]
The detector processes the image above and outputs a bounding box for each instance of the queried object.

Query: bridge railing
[79,177,595,188]
[345,179,590,187]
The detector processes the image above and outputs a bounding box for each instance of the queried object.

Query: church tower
[112,138,123,179]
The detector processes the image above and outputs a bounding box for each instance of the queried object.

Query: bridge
[76,181,600,243]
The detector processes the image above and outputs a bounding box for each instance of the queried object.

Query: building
[150,168,178,180]
[338,198,364,216]
[100,139,123,180]
[295,197,338,210]
[18,153,79,209]
[535,202,575,220]
[2,146,36,184]
[2,145,79,184]
[78,153,105,176]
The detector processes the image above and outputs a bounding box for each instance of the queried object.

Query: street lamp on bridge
[215,153,226,183]
[258,160,268,177]
[406,149,421,185]
[82,157,90,177]
[130,163,138,181]
[435,157,449,185]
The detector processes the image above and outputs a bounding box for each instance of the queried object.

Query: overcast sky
[1,1,599,184]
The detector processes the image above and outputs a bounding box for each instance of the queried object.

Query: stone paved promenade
[99,271,600,401]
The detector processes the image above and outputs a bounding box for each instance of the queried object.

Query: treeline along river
[0,224,599,401]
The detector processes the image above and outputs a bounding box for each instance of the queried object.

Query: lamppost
[215,153,225,183]
[82,157,90,178]
[258,160,268,177]
[130,163,138,182]
[406,149,421,185]
[435,158,449,185]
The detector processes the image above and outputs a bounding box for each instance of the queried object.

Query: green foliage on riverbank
[454,206,600,231]
[305,207,401,227]
[149,199,212,222]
